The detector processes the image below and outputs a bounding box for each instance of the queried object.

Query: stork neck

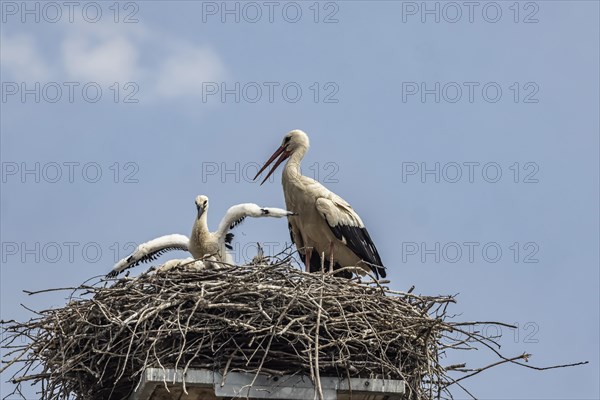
[283,147,306,182]
[192,212,209,238]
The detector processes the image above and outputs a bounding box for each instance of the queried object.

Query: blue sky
[1,1,599,399]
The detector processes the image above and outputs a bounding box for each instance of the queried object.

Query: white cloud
[57,21,226,101]
[1,34,51,81]
[61,25,140,85]
[155,44,227,98]
[2,21,227,103]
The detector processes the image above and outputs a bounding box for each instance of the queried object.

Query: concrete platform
[130,368,405,400]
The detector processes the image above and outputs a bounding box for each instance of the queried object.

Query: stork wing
[106,234,190,278]
[215,203,294,246]
[315,197,386,279]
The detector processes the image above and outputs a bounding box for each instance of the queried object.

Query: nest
[1,258,583,400]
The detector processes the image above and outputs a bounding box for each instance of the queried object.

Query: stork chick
[107,195,294,277]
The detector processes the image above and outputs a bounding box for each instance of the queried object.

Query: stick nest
[1,259,565,400]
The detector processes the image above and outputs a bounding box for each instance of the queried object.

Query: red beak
[253,145,291,185]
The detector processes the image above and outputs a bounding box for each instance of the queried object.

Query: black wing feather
[330,224,386,279]
[226,216,248,249]
[229,216,246,230]
[105,246,184,278]
[225,232,235,250]
[288,222,296,247]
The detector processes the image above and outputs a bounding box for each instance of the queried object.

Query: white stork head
[283,129,310,152]
[195,195,209,219]
[254,129,310,185]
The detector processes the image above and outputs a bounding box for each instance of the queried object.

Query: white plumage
[106,195,294,278]
[254,130,386,279]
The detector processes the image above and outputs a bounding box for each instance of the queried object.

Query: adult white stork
[106,195,294,277]
[253,130,386,279]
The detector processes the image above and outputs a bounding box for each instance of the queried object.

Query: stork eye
[284,136,291,143]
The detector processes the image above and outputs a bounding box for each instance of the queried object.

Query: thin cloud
[61,32,140,85]
[1,33,52,81]
[2,21,227,103]
[57,21,227,100]
[155,44,227,98]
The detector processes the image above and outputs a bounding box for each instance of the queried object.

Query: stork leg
[321,251,326,273]
[328,241,334,273]
[304,248,312,273]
